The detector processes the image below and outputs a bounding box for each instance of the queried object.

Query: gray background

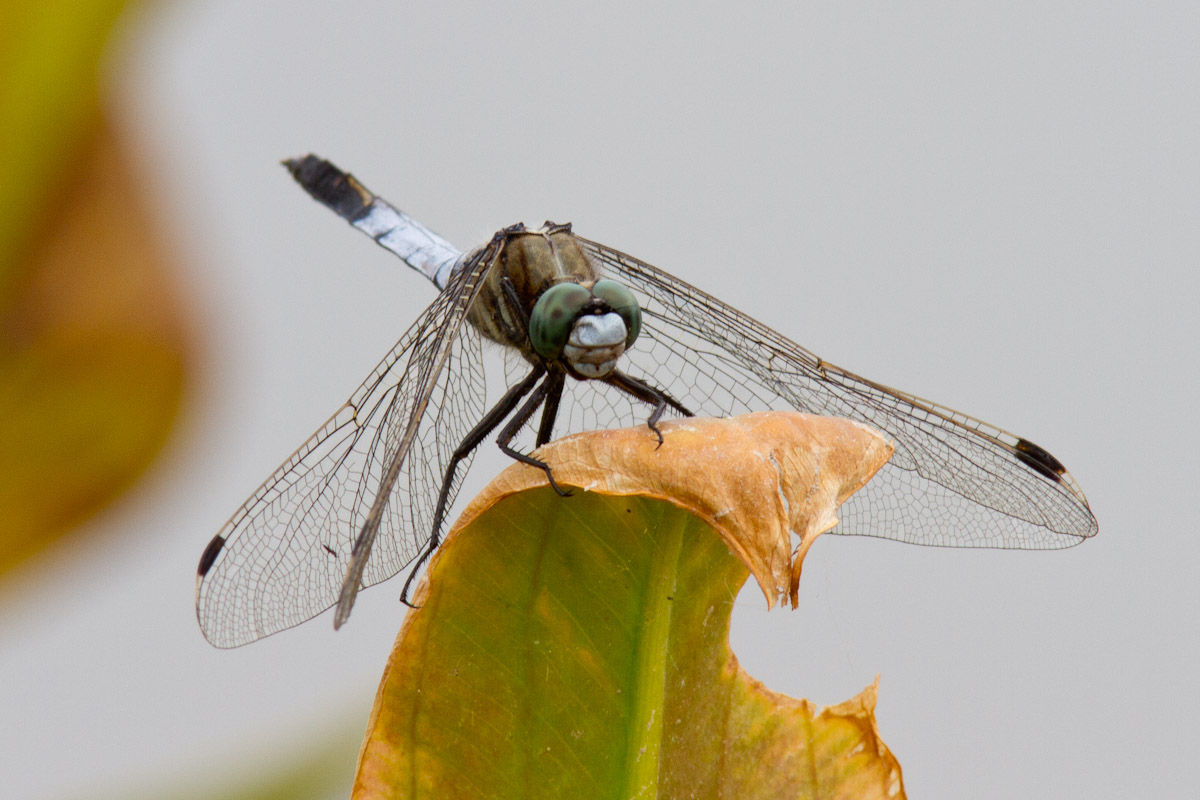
[1,1,1196,798]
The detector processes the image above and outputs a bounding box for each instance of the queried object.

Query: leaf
[0,0,129,291]
[0,0,190,574]
[353,411,904,799]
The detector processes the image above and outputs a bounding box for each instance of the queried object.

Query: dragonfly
[196,155,1097,648]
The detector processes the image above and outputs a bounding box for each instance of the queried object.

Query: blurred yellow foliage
[0,1,190,573]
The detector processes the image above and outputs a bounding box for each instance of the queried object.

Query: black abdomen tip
[283,155,371,221]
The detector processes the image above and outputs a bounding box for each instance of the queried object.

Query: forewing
[196,260,488,648]
[577,237,1097,549]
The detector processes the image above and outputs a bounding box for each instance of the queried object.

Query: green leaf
[353,412,904,799]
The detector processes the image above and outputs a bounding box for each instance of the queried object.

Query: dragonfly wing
[578,237,1097,549]
[196,254,490,648]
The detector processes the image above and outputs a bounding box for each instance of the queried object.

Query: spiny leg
[496,272,564,450]
[604,369,693,447]
[397,365,546,607]
[496,378,573,498]
[535,370,566,447]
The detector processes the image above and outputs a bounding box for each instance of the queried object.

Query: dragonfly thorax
[467,225,641,379]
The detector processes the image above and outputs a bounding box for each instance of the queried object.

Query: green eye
[592,279,641,347]
[529,283,591,359]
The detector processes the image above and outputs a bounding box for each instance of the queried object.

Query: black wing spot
[197,534,227,577]
[1014,438,1067,482]
[283,154,371,222]
[322,544,337,557]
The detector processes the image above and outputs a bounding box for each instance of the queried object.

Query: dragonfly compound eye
[592,279,641,348]
[529,282,592,360]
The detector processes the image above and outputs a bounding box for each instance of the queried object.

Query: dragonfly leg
[499,270,567,449]
[397,364,546,607]
[398,545,434,609]
[604,369,693,448]
[535,370,566,447]
[496,376,573,498]
[488,275,531,345]
[500,275,530,326]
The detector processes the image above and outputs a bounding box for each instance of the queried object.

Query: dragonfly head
[528,279,642,379]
